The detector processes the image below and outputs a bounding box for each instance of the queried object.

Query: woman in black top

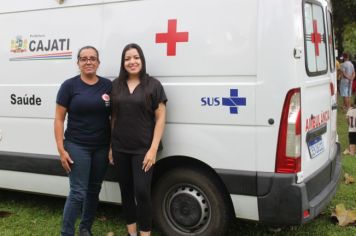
[110,43,167,236]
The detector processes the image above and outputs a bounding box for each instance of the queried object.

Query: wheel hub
[166,186,210,233]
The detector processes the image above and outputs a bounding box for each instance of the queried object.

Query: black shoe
[79,228,92,236]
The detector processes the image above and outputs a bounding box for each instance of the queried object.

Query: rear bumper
[257,142,341,224]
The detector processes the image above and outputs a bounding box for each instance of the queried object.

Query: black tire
[153,167,230,236]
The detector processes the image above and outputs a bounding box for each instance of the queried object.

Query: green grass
[1,99,356,236]
[0,192,130,236]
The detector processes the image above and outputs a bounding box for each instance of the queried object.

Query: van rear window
[326,10,335,72]
[304,2,328,76]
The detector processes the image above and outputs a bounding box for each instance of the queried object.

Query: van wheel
[153,168,230,236]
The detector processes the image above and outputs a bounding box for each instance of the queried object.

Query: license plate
[308,136,324,159]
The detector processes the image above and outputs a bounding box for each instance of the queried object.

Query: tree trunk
[335,27,344,57]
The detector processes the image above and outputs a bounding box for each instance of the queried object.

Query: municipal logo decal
[9,34,72,61]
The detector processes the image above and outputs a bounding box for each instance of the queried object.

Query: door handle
[331,103,338,110]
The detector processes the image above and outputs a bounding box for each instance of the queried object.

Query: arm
[344,72,353,80]
[54,104,73,173]
[150,103,166,151]
[142,103,166,172]
[108,114,116,165]
[341,67,355,81]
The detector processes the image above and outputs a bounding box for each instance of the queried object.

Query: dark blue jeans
[61,140,109,236]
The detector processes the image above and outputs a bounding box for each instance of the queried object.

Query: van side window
[304,2,328,76]
[326,10,335,72]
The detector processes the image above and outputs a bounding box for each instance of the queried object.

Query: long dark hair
[112,43,151,117]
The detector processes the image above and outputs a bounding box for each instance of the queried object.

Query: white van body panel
[101,0,257,77]
[0,170,69,196]
[0,0,341,232]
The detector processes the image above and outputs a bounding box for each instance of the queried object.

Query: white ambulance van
[0,0,341,235]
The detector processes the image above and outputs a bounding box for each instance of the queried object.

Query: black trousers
[113,151,153,232]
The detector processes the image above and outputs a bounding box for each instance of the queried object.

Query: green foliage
[342,23,356,57]
[331,0,356,54]
[332,0,356,23]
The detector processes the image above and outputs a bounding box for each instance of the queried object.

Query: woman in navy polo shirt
[54,46,112,236]
[110,43,167,236]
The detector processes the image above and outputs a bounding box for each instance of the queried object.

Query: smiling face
[77,48,99,76]
[124,48,142,77]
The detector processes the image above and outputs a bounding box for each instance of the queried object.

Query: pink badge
[102,94,110,101]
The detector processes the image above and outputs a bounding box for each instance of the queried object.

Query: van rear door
[326,6,338,160]
[301,1,333,180]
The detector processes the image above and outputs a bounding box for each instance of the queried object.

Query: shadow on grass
[0,211,13,218]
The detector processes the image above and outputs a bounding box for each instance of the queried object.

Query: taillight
[275,88,301,173]
[303,209,310,219]
[330,82,335,96]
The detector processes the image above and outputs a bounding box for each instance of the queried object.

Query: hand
[60,150,73,173]
[108,148,114,165]
[142,148,157,172]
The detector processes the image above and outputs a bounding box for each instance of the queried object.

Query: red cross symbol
[311,20,322,56]
[156,19,189,56]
